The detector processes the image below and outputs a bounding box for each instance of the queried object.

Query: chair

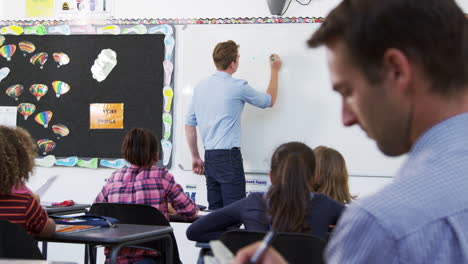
[219,230,326,264]
[89,203,181,264]
[0,220,43,260]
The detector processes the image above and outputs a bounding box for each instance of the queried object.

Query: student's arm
[233,241,287,264]
[186,198,245,242]
[266,54,282,107]
[166,173,199,220]
[38,218,56,237]
[26,197,56,236]
[185,125,204,175]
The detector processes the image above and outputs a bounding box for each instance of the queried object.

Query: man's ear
[383,48,412,95]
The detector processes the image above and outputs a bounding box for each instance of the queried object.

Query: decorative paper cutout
[163,112,172,139]
[55,156,78,167]
[52,81,70,97]
[163,86,174,112]
[53,52,70,67]
[71,25,96,34]
[17,103,36,120]
[97,25,121,35]
[148,25,173,35]
[122,24,147,34]
[164,35,175,61]
[37,139,56,155]
[0,67,10,83]
[161,139,172,166]
[48,25,71,35]
[0,44,17,61]
[0,25,23,35]
[19,41,36,56]
[163,60,173,86]
[34,111,53,128]
[30,52,48,69]
[91,49,117,82]
[52,124,70,139]
[77,158,99,169]
[24,25,47,35]
[35,155,56,167]
[100,159,127,169]
[6,84,24,101]
[30,84,48,101]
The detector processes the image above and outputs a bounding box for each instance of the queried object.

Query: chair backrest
[219,230,326,264]
[89,203,180,264]
[0,220,43,260]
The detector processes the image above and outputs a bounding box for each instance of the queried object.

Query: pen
[270,55,275,61]
[248,231,276,264]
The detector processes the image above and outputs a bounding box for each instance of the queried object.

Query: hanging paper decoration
[17,103,36,120]
[30,52,48,69]
[52,52,70,67]
[51,81,70,98]
[29,84,48,101]
[52,124,70,139]
[35,155,56,167]
[0,44,17,61]
[5,84,23,101]
[163,86,174,112]
[18,41,36,57]
[96,25,121,35]
[55,156,78,167]
[163,60,173,86]
[161,139,172,166]
[163,112,172,139]
[34,111,53,128]
[0,35,4,46]
[0,25,23,35]
[37,139,56,155]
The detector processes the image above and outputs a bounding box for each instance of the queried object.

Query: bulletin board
[0,24,175,168]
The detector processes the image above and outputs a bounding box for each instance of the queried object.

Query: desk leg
[88,244,97,264]
[42,241,48,259]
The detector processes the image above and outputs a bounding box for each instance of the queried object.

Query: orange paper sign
[90,103,124,129]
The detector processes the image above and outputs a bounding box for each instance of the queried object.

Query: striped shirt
[326,113,468,263]
[94,165,198,264]
[0,193,48,234]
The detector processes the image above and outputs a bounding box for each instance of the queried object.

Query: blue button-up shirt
[185,71,271,150]
[326,113,468,263]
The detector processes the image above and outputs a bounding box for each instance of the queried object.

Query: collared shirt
[0,193,48,234]
[326,113,468,263]
[94,165,198,264]
[185,71,271,150]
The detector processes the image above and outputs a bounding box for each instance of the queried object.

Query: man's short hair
[308,0,468,95]
[122,128,160,167]
[213,40,239,70]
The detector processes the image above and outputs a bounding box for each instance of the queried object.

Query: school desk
[44,203,91,215]
[36,224,173,264]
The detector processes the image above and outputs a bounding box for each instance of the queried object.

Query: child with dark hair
[94,128,198,264]
[186,142,343,242]
[0,126,56,236]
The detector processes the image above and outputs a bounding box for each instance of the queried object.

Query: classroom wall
[2,0,467,263]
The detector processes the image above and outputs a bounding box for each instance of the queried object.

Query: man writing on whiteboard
[185,40,282,210]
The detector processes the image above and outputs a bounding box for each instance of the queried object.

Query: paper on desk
[0,106,17,126]
[35,175,58,197]
[204,240,234,264]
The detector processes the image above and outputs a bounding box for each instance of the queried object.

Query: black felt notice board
[0,34,165,159]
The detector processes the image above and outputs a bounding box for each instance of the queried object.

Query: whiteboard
[175,23,405,177]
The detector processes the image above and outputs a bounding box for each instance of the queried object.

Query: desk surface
[37,224,173,245]
[43,204,91,215]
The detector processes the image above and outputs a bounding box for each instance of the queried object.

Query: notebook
[56,224,101,234]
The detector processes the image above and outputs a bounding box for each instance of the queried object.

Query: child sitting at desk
[186,142,344,243]
[0,126,56,236]
[94,128,198,264]
[313,146,356,205]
